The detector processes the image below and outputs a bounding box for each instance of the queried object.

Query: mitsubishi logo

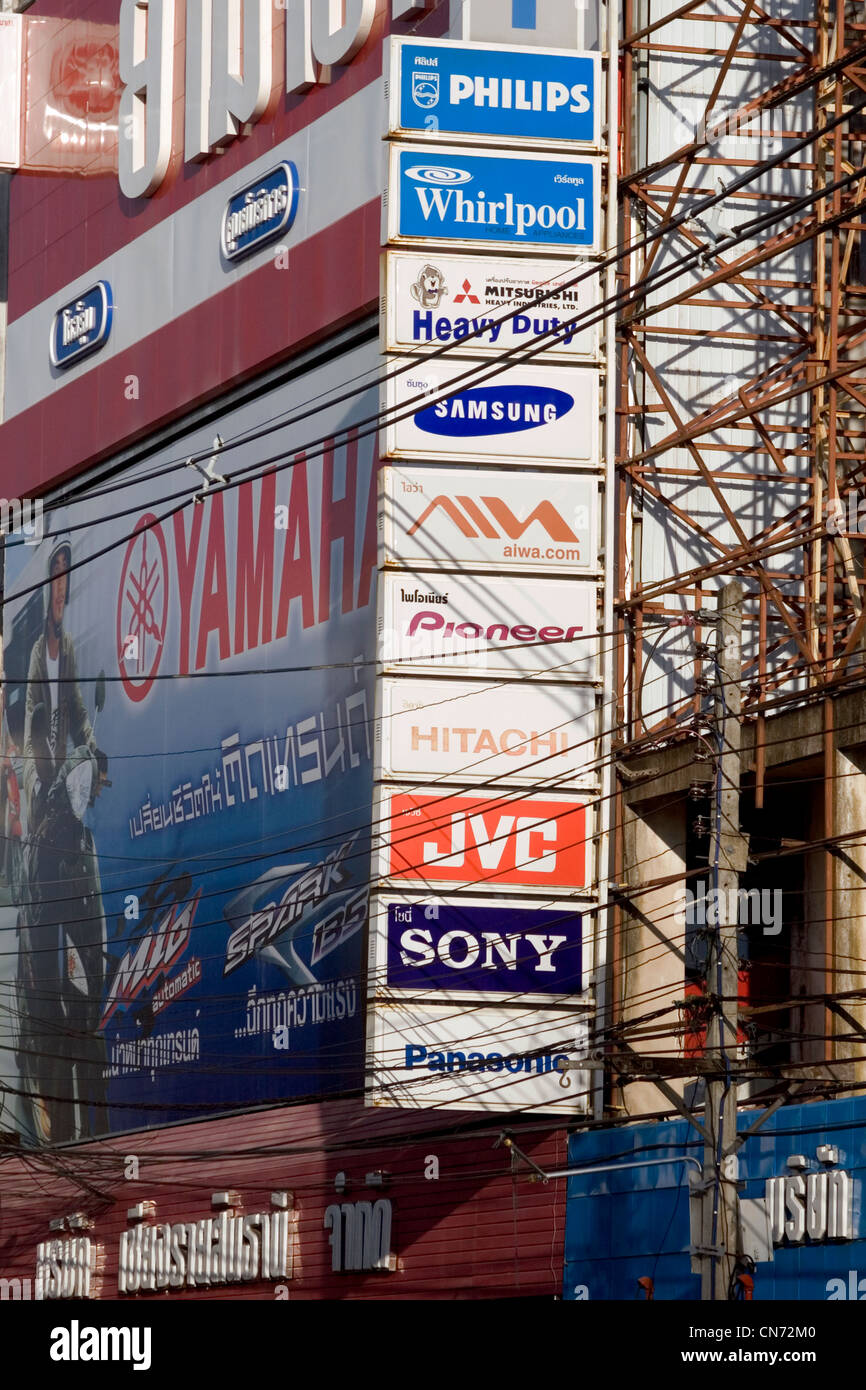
[453,279,481,305]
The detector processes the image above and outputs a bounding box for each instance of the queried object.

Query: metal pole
[700,580,744,1300]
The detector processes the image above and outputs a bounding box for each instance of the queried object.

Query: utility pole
[699,580,745,1300]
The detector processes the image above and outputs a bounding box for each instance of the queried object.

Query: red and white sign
[381,790,592,890]
[378,677,598,786]
[0,14,22,170]
[365,999,592,1115]
[380,571,598,681]
[382,465,598,574]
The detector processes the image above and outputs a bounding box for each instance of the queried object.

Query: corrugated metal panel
[0,1102,568,1299]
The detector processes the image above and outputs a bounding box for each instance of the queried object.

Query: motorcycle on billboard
[1,348,379,1143]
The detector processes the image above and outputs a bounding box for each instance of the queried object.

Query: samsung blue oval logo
[414,385,574,437]
[50,282,113,370]
[221,161,299,262]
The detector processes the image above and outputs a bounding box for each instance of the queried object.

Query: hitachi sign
[118,0,383,199]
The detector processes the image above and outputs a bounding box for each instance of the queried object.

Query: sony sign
[118,0,379,199]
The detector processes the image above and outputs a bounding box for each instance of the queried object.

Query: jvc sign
[387,145,600,256]
[388,38,600,148]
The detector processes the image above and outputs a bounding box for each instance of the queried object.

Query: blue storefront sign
[386,902,582,994]
[388,145,599,255]
[221,162,300,262]
[389,37,599,147]
[564,1094,866,1300]
[49,281,113,369]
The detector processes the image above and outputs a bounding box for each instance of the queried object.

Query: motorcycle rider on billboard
[20,536,109,1142]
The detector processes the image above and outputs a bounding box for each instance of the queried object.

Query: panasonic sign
[387,144,600,255]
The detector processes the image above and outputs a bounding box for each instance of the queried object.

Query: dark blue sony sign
[387,902,583,994]
[50,282,113,370]
[414,384,574,438]
[221,162,299,262]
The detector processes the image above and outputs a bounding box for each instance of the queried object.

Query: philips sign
[387,144,600,255]
[388,38,600,148]
[221,162,299,262]
[49,282,113,369]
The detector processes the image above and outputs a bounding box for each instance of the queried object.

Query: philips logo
[415,385,574,438]
[406,165,473,186]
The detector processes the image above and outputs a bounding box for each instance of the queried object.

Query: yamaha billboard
[386,38,601,149]
[0,342,379,1143]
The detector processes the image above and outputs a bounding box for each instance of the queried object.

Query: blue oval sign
[414,385,574,438]
[221,161,300,262]
[50,281,113,370]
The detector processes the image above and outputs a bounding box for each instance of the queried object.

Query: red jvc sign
[386,792,589,889]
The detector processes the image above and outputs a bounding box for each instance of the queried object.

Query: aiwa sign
[387,38,601,148]
[386,145,600,256]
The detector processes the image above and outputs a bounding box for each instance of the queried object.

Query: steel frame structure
[611,0,866,1064]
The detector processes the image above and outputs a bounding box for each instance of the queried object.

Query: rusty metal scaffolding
[611,1,866,1060]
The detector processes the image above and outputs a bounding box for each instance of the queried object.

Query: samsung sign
[221,162,299,261]
[387,145,600,256]
[50,282,113,370]
[388,38,600,148]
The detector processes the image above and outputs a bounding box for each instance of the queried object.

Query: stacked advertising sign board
[366,35,608,1115]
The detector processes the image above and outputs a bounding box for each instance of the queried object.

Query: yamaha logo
[406,165,473,186]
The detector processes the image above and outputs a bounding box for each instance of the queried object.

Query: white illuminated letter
[119,0,176,199]
[312,0,375,69]
[208,0,273,149]
[185,0,210,160]
[285,0,316,94]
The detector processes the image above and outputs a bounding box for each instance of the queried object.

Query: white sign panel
[382,251,599,362]
[0,14,22,170]
[382,466,599,574]
[378,678,598,787]
[366,1000,591,1114]
[380,571,598,681]
[384,360,600,469]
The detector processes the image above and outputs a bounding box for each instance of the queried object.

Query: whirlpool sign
[386,145,601,256]
[387,38,601,149]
